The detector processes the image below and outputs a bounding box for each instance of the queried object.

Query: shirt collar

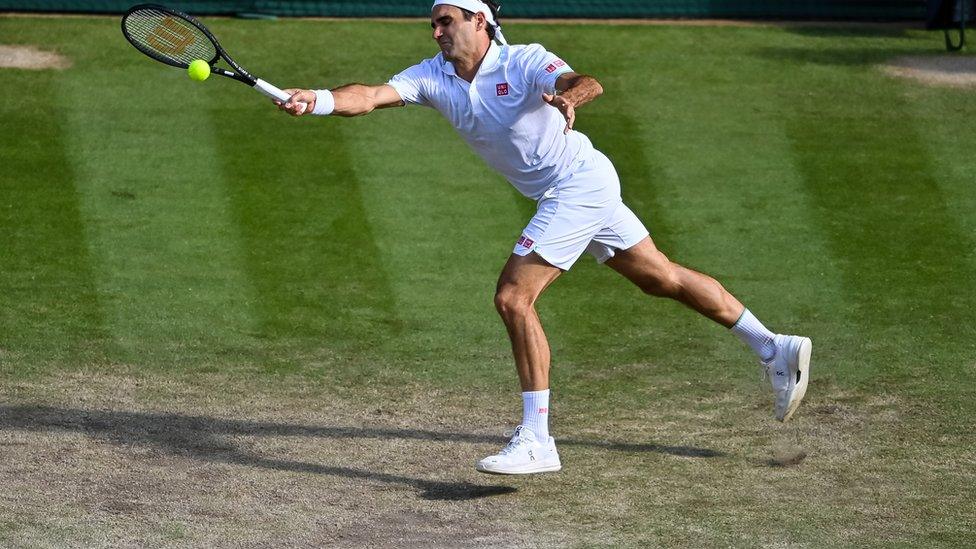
[438,41,502,77]
[481,41,501,71]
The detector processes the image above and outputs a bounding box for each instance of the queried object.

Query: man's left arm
[543,72,604,134]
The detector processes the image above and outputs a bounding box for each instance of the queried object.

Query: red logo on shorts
[538,407,548,414]
[496,83,509,96]
[545,59,566,73]
[517,235,535,248]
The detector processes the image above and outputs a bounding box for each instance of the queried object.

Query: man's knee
[494,284,535,319]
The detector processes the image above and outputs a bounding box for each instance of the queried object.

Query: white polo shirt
[388,42,597,200]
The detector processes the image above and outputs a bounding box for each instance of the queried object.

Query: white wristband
[312,89,335,116]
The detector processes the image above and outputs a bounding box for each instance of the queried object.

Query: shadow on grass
[0,404,725,457]
[0,404,514,501]
[0,405,725,494]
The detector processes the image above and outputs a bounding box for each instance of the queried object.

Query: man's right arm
[276,84,405,117]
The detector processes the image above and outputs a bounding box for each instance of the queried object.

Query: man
[276,0,812,475]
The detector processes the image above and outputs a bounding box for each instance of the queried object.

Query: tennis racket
[121,3,306,109]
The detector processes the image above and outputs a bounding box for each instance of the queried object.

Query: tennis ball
[187,59,210,82]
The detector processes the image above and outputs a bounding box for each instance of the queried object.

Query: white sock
[731,309,776,362]
[521,389,550,440]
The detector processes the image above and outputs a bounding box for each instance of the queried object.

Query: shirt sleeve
[521,44,574,94]
[387,61,432,107]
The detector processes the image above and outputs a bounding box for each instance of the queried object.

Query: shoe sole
[476,462,562,475]
[780,337,812,422]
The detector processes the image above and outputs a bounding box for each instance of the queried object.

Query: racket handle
[254,78,308,110]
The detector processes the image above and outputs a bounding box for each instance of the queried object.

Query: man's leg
[604,236,812,422]
[476,252,564,475]
[494,252,562,391]
[603,237,744,327]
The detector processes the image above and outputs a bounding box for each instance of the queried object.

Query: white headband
[431,0,507,44]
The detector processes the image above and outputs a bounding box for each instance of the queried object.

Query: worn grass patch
[882,55,976,88]
[1,372,529,548]
[2,372,973,547]
[0,44,70,69]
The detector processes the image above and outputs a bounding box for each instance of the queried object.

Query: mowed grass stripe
[342,107,521,385]
[58,19,260,370]
[909,89,976,238]
[239,20,534,387]
[777,35,976,389]
[631,26,835,331]
[549,108,687,395]
[901,82,976,390]
[204,20,403,380]
[641,25,856,393]
[210,112,403,376]
[0,67,107,373]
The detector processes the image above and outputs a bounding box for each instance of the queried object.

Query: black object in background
[927,0,974,50]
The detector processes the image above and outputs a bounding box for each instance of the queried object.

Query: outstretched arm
[275,84,405,117]
[543,72,604,134]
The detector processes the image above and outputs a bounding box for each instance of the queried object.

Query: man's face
[430,4,483,61]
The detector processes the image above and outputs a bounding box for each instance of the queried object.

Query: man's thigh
[497,252,563,299]
[602,236,672,287]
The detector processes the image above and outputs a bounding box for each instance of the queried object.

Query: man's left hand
[542,93,575,134]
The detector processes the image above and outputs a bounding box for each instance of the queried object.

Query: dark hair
[460,1,501,40]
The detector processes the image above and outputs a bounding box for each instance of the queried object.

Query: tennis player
[276,0,813,475]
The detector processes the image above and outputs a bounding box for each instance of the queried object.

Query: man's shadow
[0,405,725,501]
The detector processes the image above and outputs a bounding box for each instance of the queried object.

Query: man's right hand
[274,89,317,116]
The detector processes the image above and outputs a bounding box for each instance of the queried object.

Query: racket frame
[121,3,300,104]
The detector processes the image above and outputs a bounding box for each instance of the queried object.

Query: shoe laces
[760,348,779,383]
[499,425,533,456]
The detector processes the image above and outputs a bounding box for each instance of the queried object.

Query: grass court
[1,14,975,547]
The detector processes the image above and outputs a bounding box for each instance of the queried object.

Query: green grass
[1,15,975,547]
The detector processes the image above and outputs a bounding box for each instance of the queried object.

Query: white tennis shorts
[513,150,649,270]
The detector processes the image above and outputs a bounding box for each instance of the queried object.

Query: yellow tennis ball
[187,59,210,82]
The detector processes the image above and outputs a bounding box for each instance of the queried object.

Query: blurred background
[0,0,950,20]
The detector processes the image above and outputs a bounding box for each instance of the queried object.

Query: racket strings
[123,8,216,67]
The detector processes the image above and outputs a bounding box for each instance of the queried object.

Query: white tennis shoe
[763,334,813,422]
[476,425,562,475]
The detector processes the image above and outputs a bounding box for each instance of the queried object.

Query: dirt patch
[882,55,976,88]
[768,441,807,467]
[0,372,535,548]
[0,45,71,70]
[1,372,972,547]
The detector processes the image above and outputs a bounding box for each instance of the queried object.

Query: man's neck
[452,41,491,82]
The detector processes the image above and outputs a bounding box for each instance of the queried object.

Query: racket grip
[254,78,308,110]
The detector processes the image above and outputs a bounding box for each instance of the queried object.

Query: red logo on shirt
[545,59,566,73]
[496,82,509,96]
